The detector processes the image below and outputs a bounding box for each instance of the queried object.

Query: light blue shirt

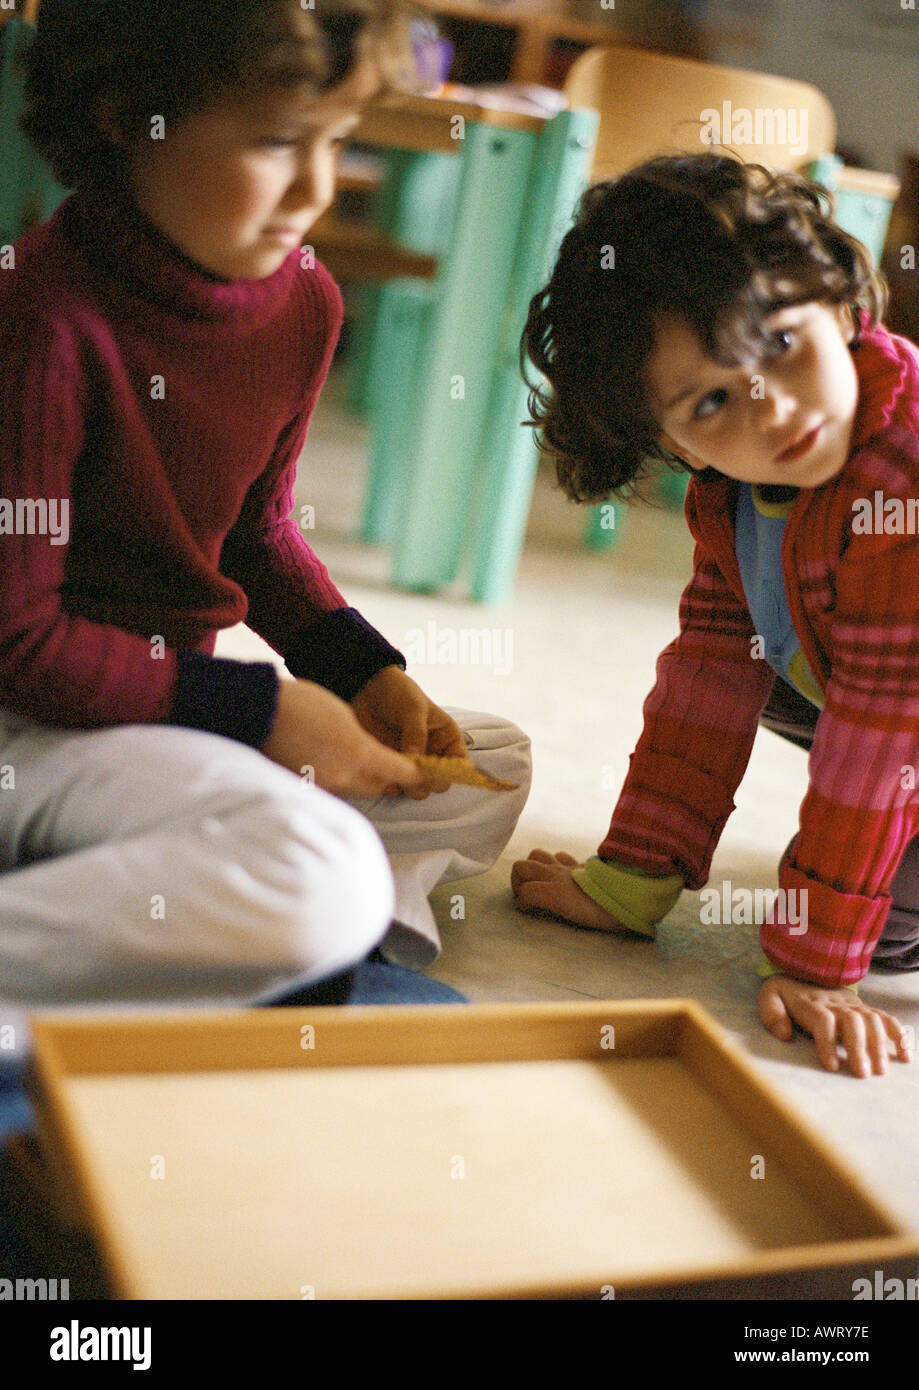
[734,484,824,707]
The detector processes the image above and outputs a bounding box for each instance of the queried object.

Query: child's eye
[768,328,795,353]
[694,388,727,420]
[259,132,350,151]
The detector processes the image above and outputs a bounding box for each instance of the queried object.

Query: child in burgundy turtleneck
[0,0,530,1008]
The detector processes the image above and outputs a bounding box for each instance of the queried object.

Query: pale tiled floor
[218,363,919,1235]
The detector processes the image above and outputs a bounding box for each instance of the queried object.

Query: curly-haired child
[0,0,530,1010]
[514,151,917,1078]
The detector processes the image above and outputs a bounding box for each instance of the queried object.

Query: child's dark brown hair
[521,153,888,502]
[20,0,425,195]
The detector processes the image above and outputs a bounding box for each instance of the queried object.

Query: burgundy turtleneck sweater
[0,179,403,746]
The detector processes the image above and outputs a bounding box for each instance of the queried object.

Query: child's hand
[350,666,467,799]
[511,850,624,931]
[260,677,425,798]
[758,974,913,1077]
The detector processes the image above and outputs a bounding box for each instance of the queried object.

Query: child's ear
[658,432,706,472]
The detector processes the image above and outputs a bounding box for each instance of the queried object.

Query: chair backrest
[564,45,837,180]
[0,2,40,25]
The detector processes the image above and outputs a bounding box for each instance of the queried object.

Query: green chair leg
[658,469,690,509]
[584,502,621,551]
[467,107,599,603]
[360,281,434,545]
[343,284,383,415]
[390,122,540,592]
[467,375,542,604]
[583,469,686,549]
[0,17,69,245]
[347,149,460,419]
[806,154,897,267]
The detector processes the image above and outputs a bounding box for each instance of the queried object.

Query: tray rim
[26,998,919,1300]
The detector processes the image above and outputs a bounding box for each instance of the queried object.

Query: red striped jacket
[597,319,919,986]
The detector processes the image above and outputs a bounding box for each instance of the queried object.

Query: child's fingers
[513,879,560,915]
[398,752,439,798]
[426,720,468,762]
[799,1005,844,1073]
[858,1009,893,1076]
[372,748,427,797]
[417,755,454,794]
[842,1007,909,1076]
[514,876,621,932]
[760,979,912,1076]
[397,716,430,760]
[757,983,795,1043]
[514,878,589,923]
[511,849,581,888]
[762,985,845,1072]
[881,1011,914,1063]
[510,853,559,893]
[836,1009,874,1078]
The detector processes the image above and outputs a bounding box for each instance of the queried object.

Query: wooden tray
[26,1000,919,1300]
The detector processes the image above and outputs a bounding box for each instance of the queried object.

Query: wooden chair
[565,43,836,184]
[565,47,896,273]
[0,0,39,24]
[558,46,898,551]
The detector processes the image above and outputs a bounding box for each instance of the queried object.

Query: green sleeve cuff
[756,955,859,993]
[572,858,684,939]
[756,955,783,981]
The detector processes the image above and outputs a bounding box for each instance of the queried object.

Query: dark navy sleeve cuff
[283,607,405,701]
[169,651,280,748]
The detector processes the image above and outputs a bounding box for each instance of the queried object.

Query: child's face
[646,301,859,489]
[124,59,380,281]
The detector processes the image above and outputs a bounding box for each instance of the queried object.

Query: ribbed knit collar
[55,175,300,329]
[850,315,911,449]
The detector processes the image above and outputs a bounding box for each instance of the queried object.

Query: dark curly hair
[19,0,426,195]
[521,153,888,502]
